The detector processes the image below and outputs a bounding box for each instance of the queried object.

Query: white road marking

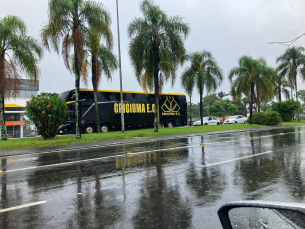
[201,151,273,168]
[1,129,297,159]
[3,136,274,174]
[4,145,196,173]
[0,201,46,213]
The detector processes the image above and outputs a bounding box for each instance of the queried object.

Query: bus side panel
[159,94,187,127]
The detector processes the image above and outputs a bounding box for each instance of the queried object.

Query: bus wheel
[100,124,109,133]
[85,124,95,134]
[168,121,174,128]
[159,122,165,128]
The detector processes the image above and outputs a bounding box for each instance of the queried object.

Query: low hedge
[248,112,282,125]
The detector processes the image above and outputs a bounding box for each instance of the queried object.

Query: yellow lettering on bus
[147,104,151,113]
[136,104,141,113]
[123,103,126,113]
[142,104,146,113]
[126,103,130,113]
[114,103,118,113]
[152,104,155,113]
[118,104,121,113]
[132,103,136,113]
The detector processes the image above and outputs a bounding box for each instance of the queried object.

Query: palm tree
[277,47,305,120]
[181,69,195,126]
[0,15,42,140]
[128,0,190,132]
[41,0,110,139]
[181,51,223,125]
[274,75,290,102]
[277,47,305,100]
[276,47,305,120]
[82,29,117,133]
[253,64,275,113]
[229,56,273,124]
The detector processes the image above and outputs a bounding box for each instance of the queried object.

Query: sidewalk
[0,125,292,157]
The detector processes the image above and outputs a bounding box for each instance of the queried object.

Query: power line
[269,33,305,47]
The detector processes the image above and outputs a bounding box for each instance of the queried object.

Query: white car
[193,116,220,126]
[224,115,247,124]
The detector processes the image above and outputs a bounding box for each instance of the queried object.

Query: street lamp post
[116,0,125,133]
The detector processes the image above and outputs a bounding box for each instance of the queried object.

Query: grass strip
[279,120,305,126]
[0,124,261,151]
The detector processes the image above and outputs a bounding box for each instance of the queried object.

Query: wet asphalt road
[1,126,305,228]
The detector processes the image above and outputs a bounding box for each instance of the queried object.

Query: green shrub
[271,100,301,122]
[207,99,237,120]
[26,93,67,139]
[249,112,282,125]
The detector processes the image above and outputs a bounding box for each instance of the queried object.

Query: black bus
[59,89,187,134]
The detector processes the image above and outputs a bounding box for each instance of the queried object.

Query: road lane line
[4,145,197,173]
[0,201,46,213]
[3,138,270,173]
[201,151,273,168]
[2,128,299,159]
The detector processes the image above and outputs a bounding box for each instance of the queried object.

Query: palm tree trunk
[290,80,293,99]
[153,48,160,132]
[0,55,7,140]
[92,56,100,133]
[249,82,254,125]
[190,95,192,126]
[279,87,282,102]
[74,50,81,139]
[295,75,299,120]
[200,91,203,125]
[0,92,6,140]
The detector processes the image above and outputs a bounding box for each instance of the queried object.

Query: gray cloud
[2,0,305,103]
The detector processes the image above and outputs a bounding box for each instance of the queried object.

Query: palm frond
[62,33,72,72]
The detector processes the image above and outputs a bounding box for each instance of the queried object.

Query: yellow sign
[114,96,180,116]
[114,103,155,114]
[161,96,181,115]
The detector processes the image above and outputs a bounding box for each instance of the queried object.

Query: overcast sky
[2,0,305,103]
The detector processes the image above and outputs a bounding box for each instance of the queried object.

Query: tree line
[1,0,305,140]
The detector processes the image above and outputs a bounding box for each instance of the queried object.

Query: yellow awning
[4,104,24,108]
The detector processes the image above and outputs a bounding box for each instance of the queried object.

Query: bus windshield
[59,91,70,101]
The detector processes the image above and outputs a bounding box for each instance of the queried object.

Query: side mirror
[218,201,305,229]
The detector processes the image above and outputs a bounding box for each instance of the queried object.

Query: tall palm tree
[128,0,190,132]
[229,56,273,124]
[181,69,195,126]
[0,15,42,140]
[274,74,290,102]
[277,46,305,120]
[41,0,110,139]
[253,64,275,112]
[181,51,223,125]
[82,29,117,133]
[277,47,305,100]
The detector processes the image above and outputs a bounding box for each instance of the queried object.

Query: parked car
[193,116,220,125]
[224,115,247,124]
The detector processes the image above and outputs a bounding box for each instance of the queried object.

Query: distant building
[3,79,39,138]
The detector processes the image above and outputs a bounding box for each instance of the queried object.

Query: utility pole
[116,0,125,133]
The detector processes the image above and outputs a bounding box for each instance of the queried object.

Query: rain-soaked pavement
[1,126,305,228]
